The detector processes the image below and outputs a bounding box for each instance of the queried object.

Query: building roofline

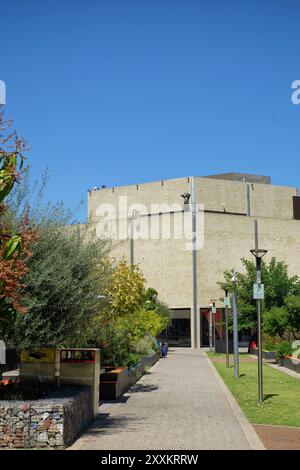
[89,173,297,193]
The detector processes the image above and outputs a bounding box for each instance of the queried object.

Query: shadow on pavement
[82,413,145,437]
[129,383,158,393]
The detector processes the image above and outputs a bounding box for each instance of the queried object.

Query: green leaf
[3,235,22,260]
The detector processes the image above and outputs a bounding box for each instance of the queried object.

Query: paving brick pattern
[71,348,254,450]
[254,425,300,450]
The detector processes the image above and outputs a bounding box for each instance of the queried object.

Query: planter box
[250,348,277,362]
[215,340,234,354]
[100,353,159,401]
[100,366,128,400]
[282,356,300,373]
[141,352,159,372]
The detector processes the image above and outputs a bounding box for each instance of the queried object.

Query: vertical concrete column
[196,307,201,349]
[190,307,195,349]
[191,177,200,349]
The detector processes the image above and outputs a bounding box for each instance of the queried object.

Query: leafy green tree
[265,296,300,340]
[220,257,300,330]
[263,307,289,339]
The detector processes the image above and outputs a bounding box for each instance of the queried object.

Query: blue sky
[2,0,300,220]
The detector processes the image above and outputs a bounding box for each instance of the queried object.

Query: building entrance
[159,309,191,347]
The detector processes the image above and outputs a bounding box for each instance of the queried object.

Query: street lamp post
[232,269,239,378]
[212,301,217,353]
[224,289,230,367]
[251,220,268,405]
[209,303,213,353]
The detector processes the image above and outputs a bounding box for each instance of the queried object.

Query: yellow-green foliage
[118,307,167,343]
[105,261,145,319]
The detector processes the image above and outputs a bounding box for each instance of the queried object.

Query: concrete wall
[198,212,300,307]
[88,175,300,347]
[195,177,297,219]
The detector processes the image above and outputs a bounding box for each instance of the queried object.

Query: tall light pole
[212,301,217,353]
[224,289,230,367]
[209,303,213,352]
[232,269,239,378]
[251,220,268,405]
[191,177,199,349]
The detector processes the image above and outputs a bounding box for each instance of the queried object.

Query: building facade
[88,173,300,348]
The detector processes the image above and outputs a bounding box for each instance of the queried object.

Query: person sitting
[161,342,168,358]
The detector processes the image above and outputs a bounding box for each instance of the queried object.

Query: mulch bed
[254,424,300,450]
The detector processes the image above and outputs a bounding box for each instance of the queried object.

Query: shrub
[277,341,293,358]
[125,353,141,368]
[4,224,111,350]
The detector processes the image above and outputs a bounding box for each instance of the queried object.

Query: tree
[88,263,170,366]
[104,261,146,320]
[264,296,300,340]
[263,307,289,339]
[0,113,36,328]
[220,257,300,330]
[4,222,111,350]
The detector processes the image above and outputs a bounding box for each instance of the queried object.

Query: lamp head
[250,249,268,260]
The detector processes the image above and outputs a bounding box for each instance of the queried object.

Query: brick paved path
[70,348,262,450]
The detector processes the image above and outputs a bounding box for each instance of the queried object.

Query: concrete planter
[100,353,159,401]
[282,356,300,373]
[277,357,284,366]
[141,352,160,372]
[250,348,277,362]
[215,340,234,354]
[0,386,93,449]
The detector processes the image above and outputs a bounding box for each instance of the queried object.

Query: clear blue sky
[2,0,300,220]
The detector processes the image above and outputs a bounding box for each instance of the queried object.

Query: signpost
[251,220,268,405]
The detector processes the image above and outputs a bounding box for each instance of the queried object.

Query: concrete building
[88,173,300,348]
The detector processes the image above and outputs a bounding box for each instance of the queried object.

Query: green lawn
[208,353,300,427]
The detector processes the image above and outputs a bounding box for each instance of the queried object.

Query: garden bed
[100,352,159,401]
[278,355,300,373]
[250,347,277,362]
[0,386,93,449]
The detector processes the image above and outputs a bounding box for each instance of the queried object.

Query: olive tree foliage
[219,257,300,331]
[4,172,112,349]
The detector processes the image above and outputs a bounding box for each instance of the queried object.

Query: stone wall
[0,386,92,449]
